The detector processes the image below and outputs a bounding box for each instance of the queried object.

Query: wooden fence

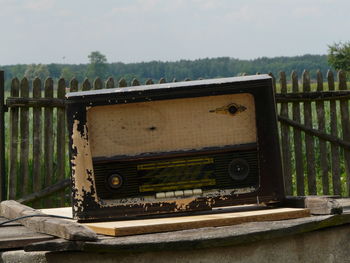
[0,70,349,208]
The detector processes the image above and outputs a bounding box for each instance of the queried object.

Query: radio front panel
[67,75,285,222]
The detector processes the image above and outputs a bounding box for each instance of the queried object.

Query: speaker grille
[93,149,259,199]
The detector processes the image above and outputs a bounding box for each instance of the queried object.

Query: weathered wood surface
[44,78,54,207]
[118,78,127,87]
[337,198,350,210]
[32,78,42,208]
[19,78,29,196]
[0,217,21,226]
[81,78,91,91]
[302,71,316,195]
[0,198,346,253]
[304,197,342,215]
[8,78,20,200]
[69,78,79,92]
[93,78,103,90]
[316,71,329,195]
[275,90,350,102]
[84,208,310,237]
[56,79,66,206]
[328,70,342,195]
[5,97,66,107]
[41,207,309,237]
[291,71,304,196]
[0,200,97,241]
[106,77,114,89]
[339,71,350,196]
[25,210,350,253]
[0,222,54,250]
[279,72,292,195]
[283,196,343,215]
[278,116,350,150]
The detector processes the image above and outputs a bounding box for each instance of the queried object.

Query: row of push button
[155,189,202,199]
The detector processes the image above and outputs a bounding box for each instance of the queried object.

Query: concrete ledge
[2,224,350,263]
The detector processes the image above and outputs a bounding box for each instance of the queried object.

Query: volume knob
[228,159,250,181]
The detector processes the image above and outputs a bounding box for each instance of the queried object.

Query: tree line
[1,54,331,90]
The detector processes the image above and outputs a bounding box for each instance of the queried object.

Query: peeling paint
[71,120,99,208]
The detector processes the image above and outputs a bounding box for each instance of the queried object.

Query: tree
[328,42,350,72]
[87,51,108,79]
[60,67,75,80]
[24,64,50,80]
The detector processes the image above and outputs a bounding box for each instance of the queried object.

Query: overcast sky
[0,0,349,65]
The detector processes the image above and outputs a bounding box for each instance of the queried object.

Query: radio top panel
[66,74,272,101]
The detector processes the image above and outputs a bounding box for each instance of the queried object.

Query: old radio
[67,75,284,222]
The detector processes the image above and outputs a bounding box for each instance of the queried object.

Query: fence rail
[0,71,349,207]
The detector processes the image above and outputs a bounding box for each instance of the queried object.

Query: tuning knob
[228,159,250,181]
[107,174,123,189]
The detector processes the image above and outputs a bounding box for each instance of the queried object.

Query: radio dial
[228,105,238,115]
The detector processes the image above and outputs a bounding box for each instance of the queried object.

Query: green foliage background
[1,54,331,90]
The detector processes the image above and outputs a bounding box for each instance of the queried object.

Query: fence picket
[131,78,140,86]
[32,78,42,207]
[119,78,127,87]
[82,78,91,91]
[316,71,329,195]
[291,71,305,195]
[8,78,20,199]
[145,79,153,85]
[57,78,66,206]
[279,72,292,195]
[69,78,79,92]
[327,70,341,195]
[302,70,317,194]
[338,70,350,196]
[93,78,103,90]
[44,78,54,206]
[106,77,114,89]
[19,78,30,196]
